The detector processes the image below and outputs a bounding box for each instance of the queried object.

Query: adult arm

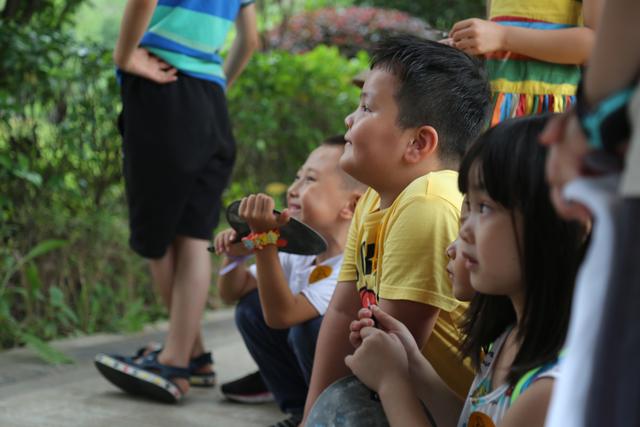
[451,0,603,64]
[224,3,259,88]
[302,280,361,421]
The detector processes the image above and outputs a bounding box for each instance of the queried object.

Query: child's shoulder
[395,170,462,210]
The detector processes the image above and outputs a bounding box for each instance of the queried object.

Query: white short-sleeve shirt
[248,253,343,316]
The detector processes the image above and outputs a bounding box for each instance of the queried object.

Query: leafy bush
[0,23,166,357]
[226,45,368,204]
[264,7,442,57]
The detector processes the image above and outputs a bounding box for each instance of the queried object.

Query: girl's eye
[479,203,492,214]
[360,104,371,112]
[294,175,300,181]
[305,176,317,182]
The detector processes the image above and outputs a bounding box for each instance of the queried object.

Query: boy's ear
[340,191,362,220]
[404,125,438,164]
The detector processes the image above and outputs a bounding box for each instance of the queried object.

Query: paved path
[0,309,283,427]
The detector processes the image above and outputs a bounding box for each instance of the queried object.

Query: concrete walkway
[0,309,284,427]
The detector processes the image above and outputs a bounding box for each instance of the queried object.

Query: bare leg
[149,243,175,307]
[156,236,211,393]
[149,242,209,361]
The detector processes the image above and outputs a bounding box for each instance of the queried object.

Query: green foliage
[0,0,86,30]
[353,0,485,30]
[0,22,167,357]
[73,0,127,45]
[226,46,368,203]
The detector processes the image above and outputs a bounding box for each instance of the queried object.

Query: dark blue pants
[235,289,323,415]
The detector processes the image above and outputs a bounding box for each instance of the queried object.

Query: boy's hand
[349,308,375,349]
[344,326,410,393]
[213,228,252,257]
[118,47,178,84]
[239,194,290,233]
[371,306,422,364]
[450,18,507,56]
[439,37,455,47]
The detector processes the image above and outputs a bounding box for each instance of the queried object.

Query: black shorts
[118,72,236,259]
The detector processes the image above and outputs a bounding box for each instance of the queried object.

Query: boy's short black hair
[371,35,491,164]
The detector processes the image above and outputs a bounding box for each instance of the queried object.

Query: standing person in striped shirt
[94,0,258,403]
[445,0,602,126]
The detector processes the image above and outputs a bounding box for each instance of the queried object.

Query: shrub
[264,7,442,57]
[226,45,368,204]
[0,23,166,356]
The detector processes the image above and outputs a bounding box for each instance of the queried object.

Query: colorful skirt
[490,92,575,126]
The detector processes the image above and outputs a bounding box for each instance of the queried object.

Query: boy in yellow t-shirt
[303,35,491,419]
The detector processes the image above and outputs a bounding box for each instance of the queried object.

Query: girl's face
[458,175,523,298]
[446,199,474,301]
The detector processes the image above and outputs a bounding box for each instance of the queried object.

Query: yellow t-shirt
[339,170,474,397]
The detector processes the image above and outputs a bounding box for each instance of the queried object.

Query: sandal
[188,351,216,387]
[131,344,216,387]
[94,352,190,403]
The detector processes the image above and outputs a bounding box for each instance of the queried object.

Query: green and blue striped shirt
[140,0,254,88]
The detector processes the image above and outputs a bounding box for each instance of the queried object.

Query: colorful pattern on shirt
[140,0,254,87]
[487,0,583,125]
[457,329,562,427]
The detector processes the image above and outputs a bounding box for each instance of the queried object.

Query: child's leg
[156,236,211,393]
[287,316,323,385]
[148,243,209,360]
[235,289,308,415]
[149,243,175,306]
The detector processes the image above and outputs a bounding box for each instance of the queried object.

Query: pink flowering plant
[265,7,441,57]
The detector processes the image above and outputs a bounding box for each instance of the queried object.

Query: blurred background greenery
[0,0,482,361]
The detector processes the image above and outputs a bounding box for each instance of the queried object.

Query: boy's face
[287,145,349,233]
[341,68,413,188]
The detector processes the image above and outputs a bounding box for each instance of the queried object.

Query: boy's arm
[450,0,603,64]
[224,3,259,88]
[215,228,257,303]
[378,299,439,350]
[253,246,320,329]
[114,0,178,84]
[302,280,361,422]
[217,257,256,304]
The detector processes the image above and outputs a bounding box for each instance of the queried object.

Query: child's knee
[287,321,318,355]
[234,289,262,330]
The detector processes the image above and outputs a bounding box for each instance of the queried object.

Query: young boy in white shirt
[213,136,365,427]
